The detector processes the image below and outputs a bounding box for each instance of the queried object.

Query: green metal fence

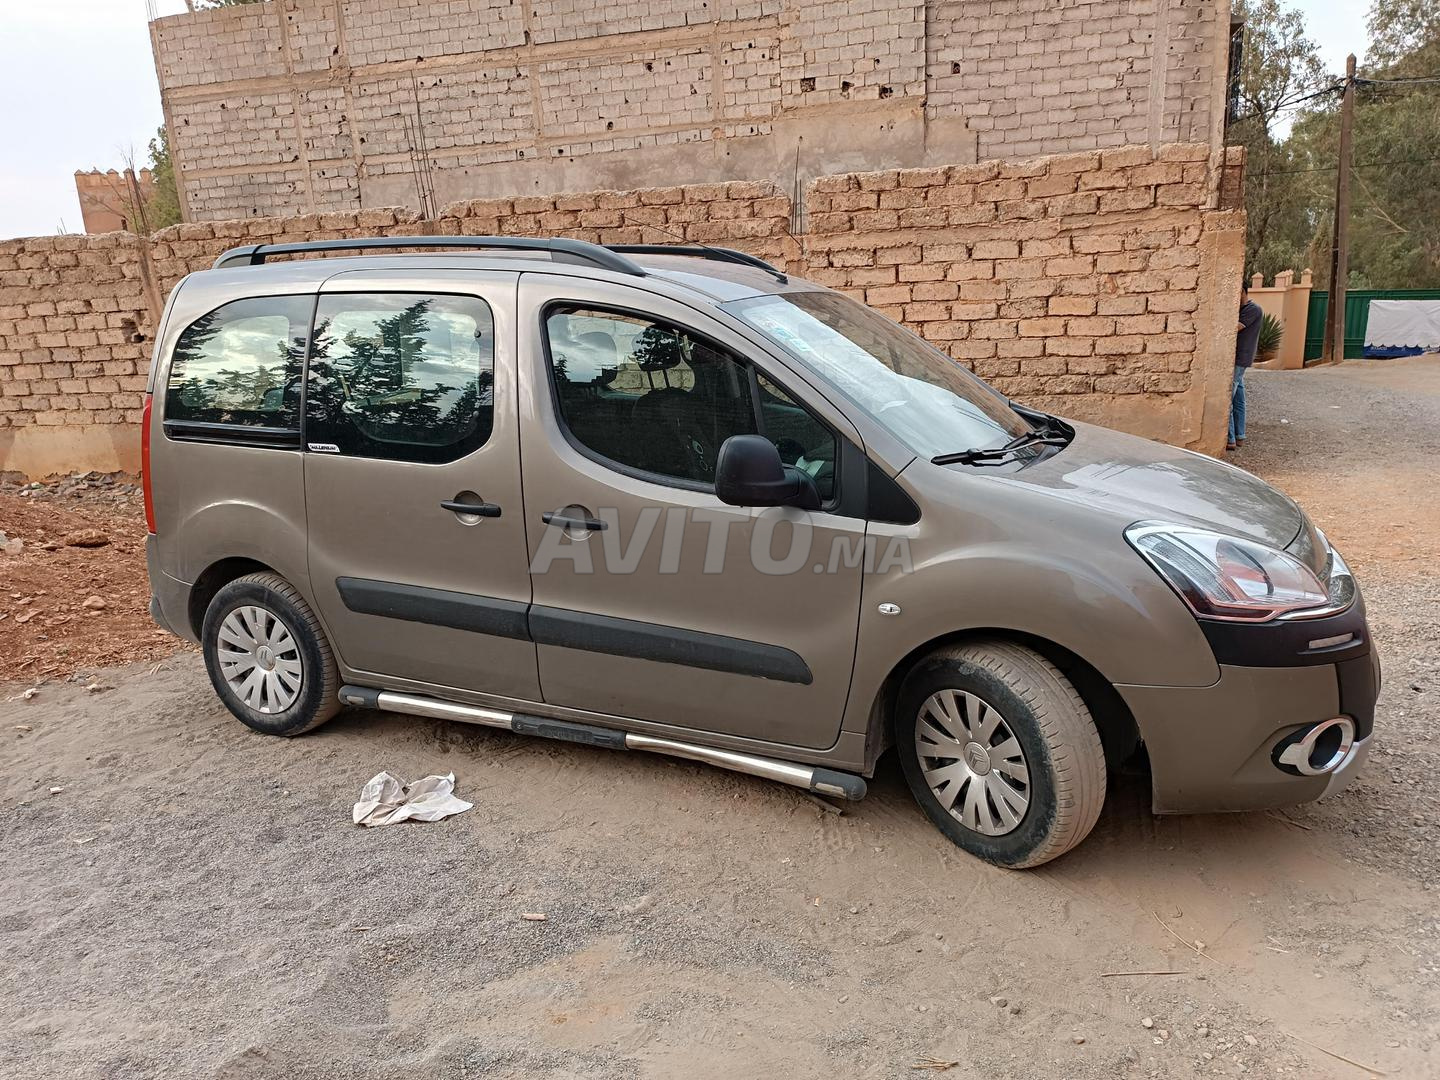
[1304,289,1440,361]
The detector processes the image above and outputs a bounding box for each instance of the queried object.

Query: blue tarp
[1363,345,1426,358]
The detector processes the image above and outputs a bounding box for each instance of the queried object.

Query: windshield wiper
[931,430,1070,467]
[1009,400,1070,435]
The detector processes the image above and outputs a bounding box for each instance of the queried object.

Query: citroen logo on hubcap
[963,741,992,775]
[254,645,276,671]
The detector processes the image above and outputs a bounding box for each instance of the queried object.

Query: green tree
[1230,0,1440,290]
[145,126,183,231]
[1341,0,1440,288]
[1367,0,1440,67]
[1228,0,1329,282]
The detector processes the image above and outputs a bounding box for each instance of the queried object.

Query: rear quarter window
[164,295,312,429]
[305,292,495,464]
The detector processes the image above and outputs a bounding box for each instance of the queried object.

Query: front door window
[545,305,836,501]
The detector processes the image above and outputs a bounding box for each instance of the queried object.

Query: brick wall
[0,145,1241,478]
[148,0,1231,224]
[0,233,156,468]
[804,144,1244,441]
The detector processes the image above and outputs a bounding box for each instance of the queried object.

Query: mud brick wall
[804,144,1244,444]
[0,233,159,475]
[148,0,1230,224]
[0,146,1240,478]
[145,181,794,300]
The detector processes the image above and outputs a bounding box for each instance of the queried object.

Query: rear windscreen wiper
[931,431,1070,467]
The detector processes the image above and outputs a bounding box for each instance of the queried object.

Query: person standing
[1231,286,1263,451]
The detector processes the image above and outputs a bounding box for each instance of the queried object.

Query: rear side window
[165,295,311,429]
[306,293,495,464]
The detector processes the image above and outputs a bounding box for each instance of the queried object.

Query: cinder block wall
[150,0,1230,223]
[0,145,1242,479]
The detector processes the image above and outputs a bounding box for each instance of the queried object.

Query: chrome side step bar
[339,685,867,801]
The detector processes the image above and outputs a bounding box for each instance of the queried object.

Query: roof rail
[605,244,788,283]
[211,236,647,276]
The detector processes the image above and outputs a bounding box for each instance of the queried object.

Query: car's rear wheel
[202,571,340,736]
[896,641,1106,868]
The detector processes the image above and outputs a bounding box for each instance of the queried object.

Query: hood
[997,421,1307,554]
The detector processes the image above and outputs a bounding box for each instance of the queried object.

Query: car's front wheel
[201,571,340,736]
[896,640,1107,868]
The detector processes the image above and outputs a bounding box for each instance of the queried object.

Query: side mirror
[715,435,821,511]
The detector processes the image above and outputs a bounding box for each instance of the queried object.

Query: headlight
[1126,522,1330,622]
[1297,541,1356,618]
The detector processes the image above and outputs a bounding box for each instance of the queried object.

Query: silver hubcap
[217,605,303,715]
[915,689,1031,836]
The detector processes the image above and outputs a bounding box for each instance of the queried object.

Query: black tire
[896,641,1106,868]
[201,571,341,736]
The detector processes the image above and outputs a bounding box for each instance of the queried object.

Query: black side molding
[336,578,530,640]
[334,577,813,684]
[528,605,813,685]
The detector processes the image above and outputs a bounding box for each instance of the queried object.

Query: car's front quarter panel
[841,460,1222,746]
[1121,587,1379,814]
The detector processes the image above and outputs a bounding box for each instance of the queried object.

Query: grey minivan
[143,237,1379,867]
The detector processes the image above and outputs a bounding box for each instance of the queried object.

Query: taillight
[141,393,156,534]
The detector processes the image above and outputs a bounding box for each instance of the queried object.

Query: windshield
[724,290,1031,459]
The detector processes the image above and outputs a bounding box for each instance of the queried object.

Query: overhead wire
[1357,72,1440,85]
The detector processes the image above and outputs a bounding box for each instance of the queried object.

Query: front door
[303,269,540,701]
[517,275,867,750]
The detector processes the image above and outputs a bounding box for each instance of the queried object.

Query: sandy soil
[1234,356,1440,886]
[2,359,1438,1079]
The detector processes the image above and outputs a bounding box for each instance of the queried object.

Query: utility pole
[1322,54,1357,364]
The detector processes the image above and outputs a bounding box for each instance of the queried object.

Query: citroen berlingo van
[144,237,1379,867]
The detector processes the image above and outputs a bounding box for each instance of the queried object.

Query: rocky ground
[0,473,185,679]
[1,358,1437,1079]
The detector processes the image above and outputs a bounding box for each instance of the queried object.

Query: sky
[0,0,1377,241]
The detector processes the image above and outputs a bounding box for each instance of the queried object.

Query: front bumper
[1118,599,1380,815]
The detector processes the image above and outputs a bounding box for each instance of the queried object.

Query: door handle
[542,511,608,531]
[441,499,502,518]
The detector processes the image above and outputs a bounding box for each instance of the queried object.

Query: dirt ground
[0,473,185,679]
[2,358,1438,1079]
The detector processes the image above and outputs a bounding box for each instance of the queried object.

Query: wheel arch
[870,627,1143,776]
[187,556,277,639]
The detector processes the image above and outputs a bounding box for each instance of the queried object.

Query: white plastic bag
[352,771,473,827]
